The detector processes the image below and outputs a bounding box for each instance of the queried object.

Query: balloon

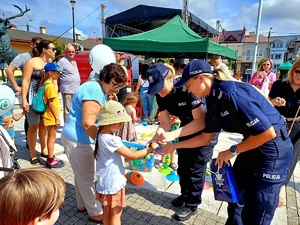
[0,85,15,116]
[89,44,116,73]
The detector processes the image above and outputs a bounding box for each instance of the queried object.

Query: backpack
[31,82,50,114]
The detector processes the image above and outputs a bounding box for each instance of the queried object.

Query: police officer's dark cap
[146,63,169,94]
[174,60,213,88]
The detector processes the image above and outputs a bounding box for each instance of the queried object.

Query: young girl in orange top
[41,62,64,168]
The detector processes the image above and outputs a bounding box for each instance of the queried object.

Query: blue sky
[0,0,299,40]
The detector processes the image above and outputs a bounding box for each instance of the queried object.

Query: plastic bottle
[165,155,171,165]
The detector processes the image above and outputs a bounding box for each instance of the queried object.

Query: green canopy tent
[277,61,292,80]
[277,61,292,70]
[103,15,237,60]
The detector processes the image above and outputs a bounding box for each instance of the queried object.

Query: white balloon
[0,85,15,116]
[89,44,116,73]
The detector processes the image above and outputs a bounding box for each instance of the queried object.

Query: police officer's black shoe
[171,195,185,207]
[175,205,197,221]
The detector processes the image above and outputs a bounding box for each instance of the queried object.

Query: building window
[271,54,274,59]
[275,54,281,59]
[257,50,262,56]
[273,43,276,48]
[286,42,290,48]
[245,50,251,60]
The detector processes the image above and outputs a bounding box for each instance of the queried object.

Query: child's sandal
[155,161,164,169]
[169,163,178,171]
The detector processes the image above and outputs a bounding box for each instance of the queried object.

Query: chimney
[76,33,81,41]
[40,26,46,34]
[242,26,246,36]
[249,31,255,37]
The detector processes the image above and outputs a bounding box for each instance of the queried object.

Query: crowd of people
[0,38,299,225]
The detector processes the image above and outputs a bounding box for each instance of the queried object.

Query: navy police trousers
[177,133,218,210]
[226,125,293,225]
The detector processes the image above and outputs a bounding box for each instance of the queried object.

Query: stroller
[0,125,20,178]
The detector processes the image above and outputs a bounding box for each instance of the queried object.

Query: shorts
[27,106,43,125]
[99,188,126,208]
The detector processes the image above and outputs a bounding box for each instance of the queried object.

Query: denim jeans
[140,87,153,118]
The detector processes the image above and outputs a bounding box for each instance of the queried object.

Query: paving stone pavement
[16,146,227,225]
[10,105,300,225]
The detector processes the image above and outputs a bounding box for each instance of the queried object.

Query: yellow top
[43,81,60,126]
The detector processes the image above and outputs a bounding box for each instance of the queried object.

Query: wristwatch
[229,145,238,156]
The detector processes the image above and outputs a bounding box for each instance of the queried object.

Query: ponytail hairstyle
[94,126,103,159]
[164,63,176,78]
[39,69,51,87]
[215,67,236,81]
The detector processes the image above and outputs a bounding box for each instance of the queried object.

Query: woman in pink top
[249,58,277,91]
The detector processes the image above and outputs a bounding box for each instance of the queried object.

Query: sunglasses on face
[47,47,56,53]
[263,64,270,66]
[110,80,125,89]
[294,69,300,74]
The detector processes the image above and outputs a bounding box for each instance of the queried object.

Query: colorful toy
[140,133,149,139]
[122,140,162,151]
[166,171,180,182]
[158,163,172,175]
[205,167,211,176]
[165,155,171,165]
[141,121,148,126]
[125,170,145,186]
[148,132,155,138]
[130,153,155,172]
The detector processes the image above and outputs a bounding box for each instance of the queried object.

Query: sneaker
[46,158,65,168]
[171,195,185,207]
[175,206,197,221]
[30,157,41,166]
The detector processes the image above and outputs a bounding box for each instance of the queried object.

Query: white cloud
[0,0,299,40]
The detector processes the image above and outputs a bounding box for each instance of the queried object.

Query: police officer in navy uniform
[146,63,218,221]
[159,59,293,225]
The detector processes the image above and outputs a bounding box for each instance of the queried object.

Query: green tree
[47,38,65,56]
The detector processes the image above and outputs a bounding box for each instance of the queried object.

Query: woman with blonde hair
[145,62,218,221]
[269,59,300,206]
[249,58,277,92]
[159,59,292,225]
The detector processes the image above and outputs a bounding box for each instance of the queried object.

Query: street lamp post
[70,0,76,43]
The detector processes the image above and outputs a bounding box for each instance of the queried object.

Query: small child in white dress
[94,100,155,225]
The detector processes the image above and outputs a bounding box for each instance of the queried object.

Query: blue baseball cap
[44,62,62,73]
[146,63,169,94]
[174,60,213,88]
